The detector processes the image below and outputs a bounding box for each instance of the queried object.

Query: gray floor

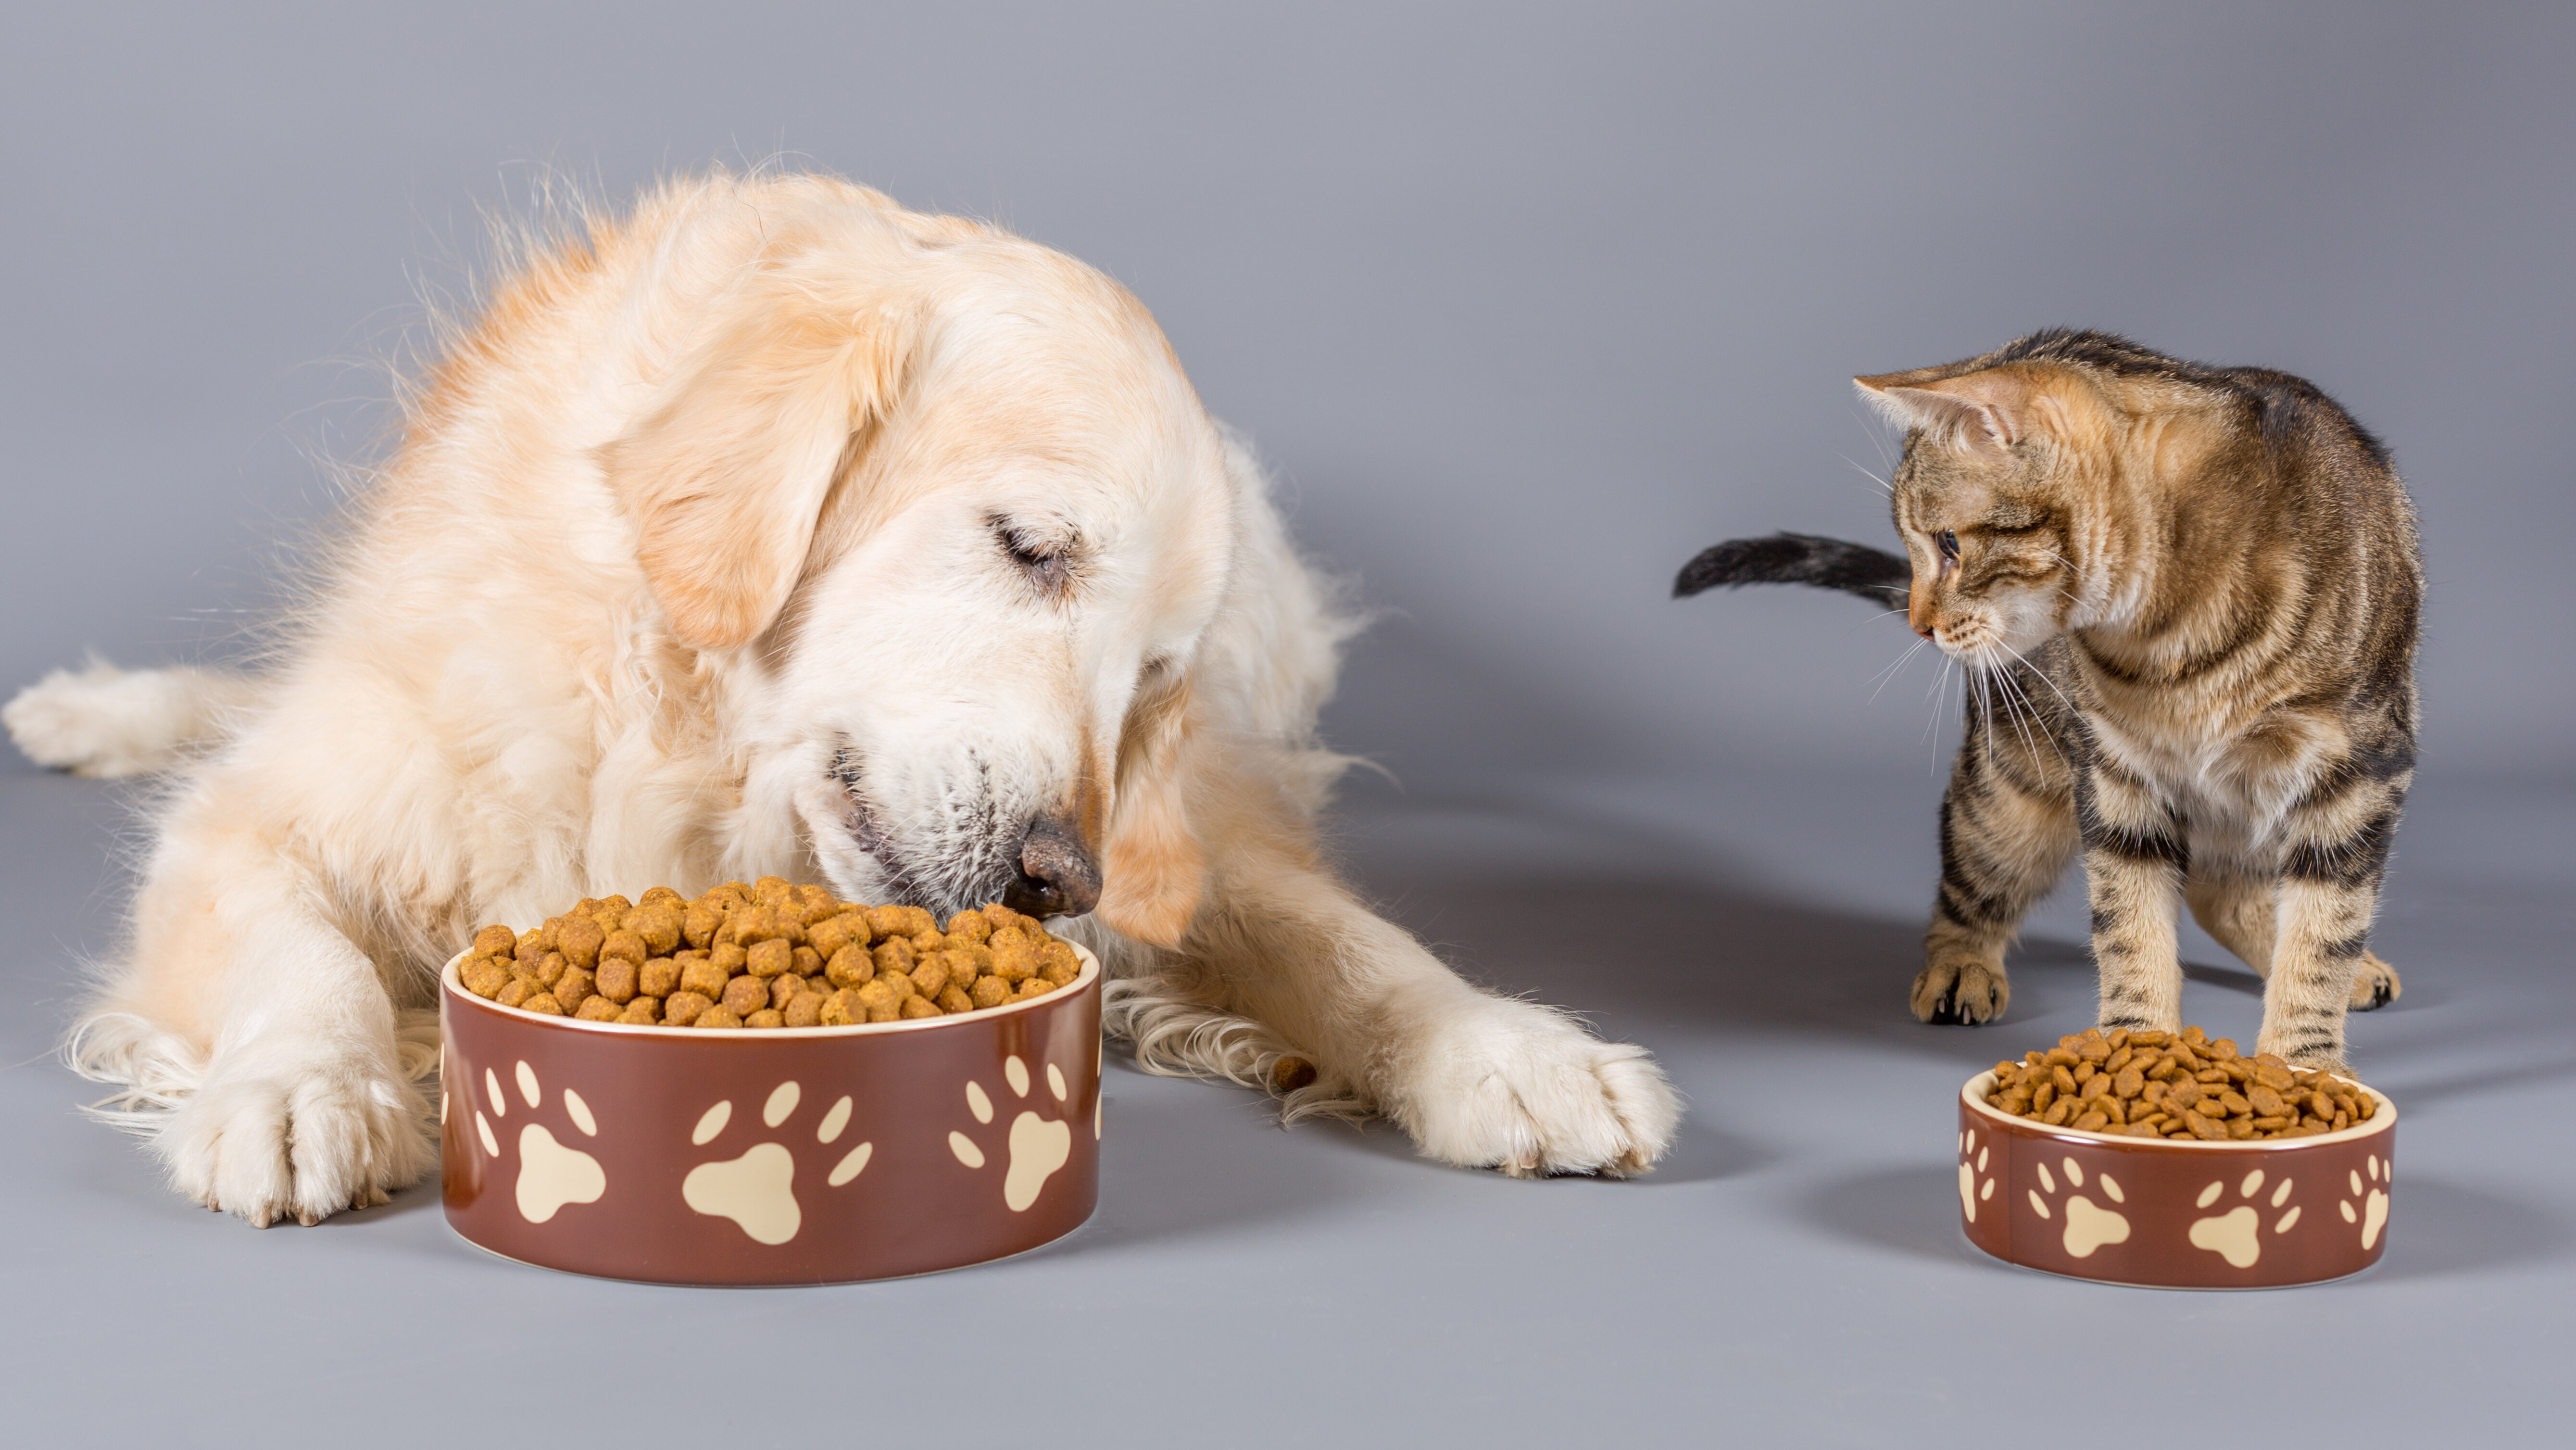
[1,753,2565,1448]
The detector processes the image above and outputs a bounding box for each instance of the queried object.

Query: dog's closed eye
[991,516,1076,593]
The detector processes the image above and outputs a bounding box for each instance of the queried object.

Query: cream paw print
[2186,1168,2302,1268]
[467,1059,607,1224]
[2338,1154,2391,1250]
[680,1082,874,1246]
[1956,1128,1996,1223]
[2027,1155,2131,1258]
[950,1053,1074,1212]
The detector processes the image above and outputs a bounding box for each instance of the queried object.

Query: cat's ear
[1855,368,2038,456]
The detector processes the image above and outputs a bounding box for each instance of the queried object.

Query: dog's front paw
[160,1058,435,1227]
[4,662,202,776]
[1383,997,1679,1178]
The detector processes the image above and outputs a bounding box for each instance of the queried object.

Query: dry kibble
[639,957,682,998]
[594,958,639,1005]
[911,958,952,999]
[719,974,769,1018]
[465,889,1082,1027]
[679,957,731,1001]
[1982,1027,2380,1141]
[746,939,795,979]
[599,930,648,970]
[809,912,866,960]
[825,945,872,989]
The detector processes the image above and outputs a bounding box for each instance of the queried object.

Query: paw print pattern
[679,1082,874,1246]
[2339,1153,2391,1249]
[1957,1128,1995,1223]
[2186,1168,2302,1268]
[950,1054,1074,1212]
[2026,1155,2131,1258]
[469,1060,607,1224]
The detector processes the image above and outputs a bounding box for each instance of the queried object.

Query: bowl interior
[441,939,1101,1037]
[1961,1067,2396,1150]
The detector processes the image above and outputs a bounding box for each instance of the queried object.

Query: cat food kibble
[455,880,1081,1029]
[1983,1026,2378,1140]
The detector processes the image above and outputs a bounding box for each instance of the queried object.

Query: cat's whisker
[1866,637,1931,704]
[1997,639,2082,719]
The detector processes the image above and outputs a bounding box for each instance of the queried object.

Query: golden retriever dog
[5,172,1677,1226]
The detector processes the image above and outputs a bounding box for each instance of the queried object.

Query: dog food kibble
[1983,1026,2378,1140]
[459,880,1081,1028]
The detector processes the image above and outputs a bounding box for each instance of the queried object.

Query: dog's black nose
[1004,818,1101,920]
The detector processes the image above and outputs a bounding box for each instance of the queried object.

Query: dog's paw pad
[948,1054,1073,1212]
[2027,1155,2130,1258]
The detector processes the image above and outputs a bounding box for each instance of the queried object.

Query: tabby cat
[1677,330,2420,1069]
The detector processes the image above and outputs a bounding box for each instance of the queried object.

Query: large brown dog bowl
[1957,1069,2395,1288]
[439,944,1101,1285]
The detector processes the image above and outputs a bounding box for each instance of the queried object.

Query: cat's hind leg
[1915,721,2079,1025]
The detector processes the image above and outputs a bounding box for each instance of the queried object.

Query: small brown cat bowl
[1956,1069,2395,1289]
[439,944,1101,1285]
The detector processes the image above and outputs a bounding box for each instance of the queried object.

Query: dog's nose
[1004,817,1101,920]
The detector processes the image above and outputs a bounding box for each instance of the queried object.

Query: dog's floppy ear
[603,278,914,651]
[1095,667,1206,949]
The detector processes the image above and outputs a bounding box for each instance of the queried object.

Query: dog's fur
[7,173,1677,1225]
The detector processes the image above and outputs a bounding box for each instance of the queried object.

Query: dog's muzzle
[1005,817,1101,920]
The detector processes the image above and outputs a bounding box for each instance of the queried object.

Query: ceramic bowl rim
[441,939,1099,1040]
[1961,1067,2397,1151]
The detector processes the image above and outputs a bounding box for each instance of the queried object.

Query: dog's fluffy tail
[1672,532,1910,605]
[3,659,260,777]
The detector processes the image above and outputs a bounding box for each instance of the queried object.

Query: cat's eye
[1937,530,1960,562]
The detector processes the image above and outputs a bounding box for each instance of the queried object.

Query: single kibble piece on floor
[459,887,1083,1027]
[1980,1027,2377,1141]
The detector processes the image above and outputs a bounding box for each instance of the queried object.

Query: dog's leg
[4,660,261,776]
[87,801,436,1226]
[1103,802,1680,1176]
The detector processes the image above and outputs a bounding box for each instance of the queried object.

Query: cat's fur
[1677,329,2420,1068]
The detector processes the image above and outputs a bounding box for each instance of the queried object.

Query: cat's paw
[2348,953,2401,1011]
[1913,957,2009,1025]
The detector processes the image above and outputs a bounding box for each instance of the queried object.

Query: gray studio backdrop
[5,2,2570,798]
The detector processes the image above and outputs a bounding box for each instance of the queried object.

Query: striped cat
[1678,330,2420,1069]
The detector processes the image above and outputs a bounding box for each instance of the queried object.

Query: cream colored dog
[4,173,1677,1226]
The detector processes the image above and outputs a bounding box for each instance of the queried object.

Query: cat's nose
[1004,817,1101,920]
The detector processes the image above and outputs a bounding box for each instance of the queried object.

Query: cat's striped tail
[1672,532,1910,605]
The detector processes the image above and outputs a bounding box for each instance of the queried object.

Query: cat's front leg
[1914,731,2078,1024]
[2257,769,2410,1068]
[2075,758,2187,1034]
